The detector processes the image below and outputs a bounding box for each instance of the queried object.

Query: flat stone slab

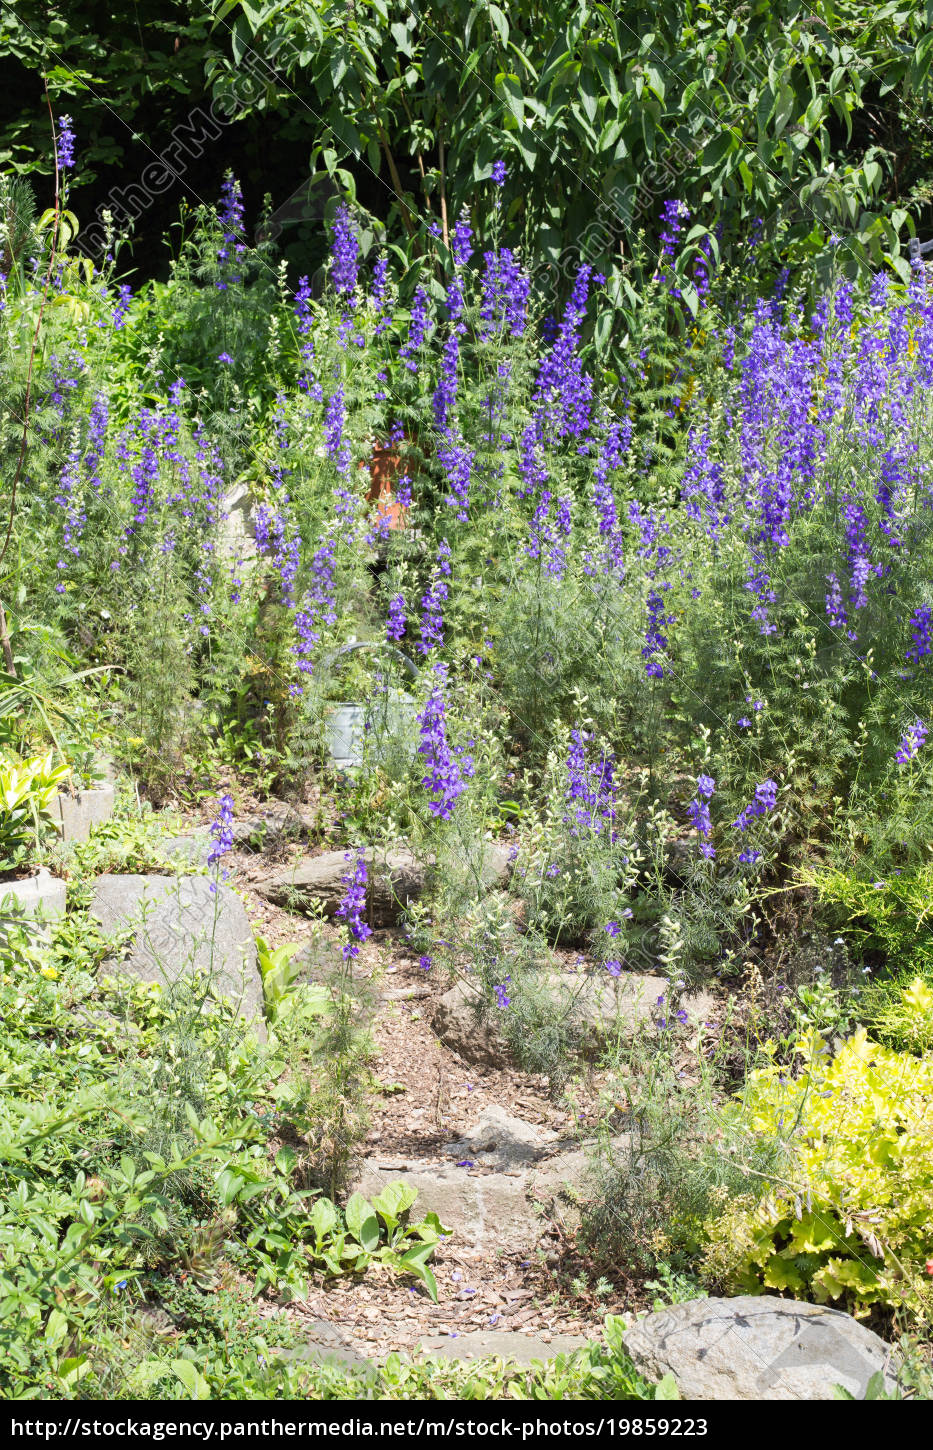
[52,784,116,843]
[351,1158,538,1253]
[259,843,511,924]
[417,1330,585,1366]
[275,1320,373,1373]
[621,1295,900,1401]
[353,1130,618,1251]
[0,868,66,920]
[89,874,262,1027]
[259,847,424,924]
[432,972,711,1069]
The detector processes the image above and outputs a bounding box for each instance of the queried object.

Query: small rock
[448,1104,557,1170]
[621,1295,900,1401]
[275,1320,372,1373]
[230,802,309,849]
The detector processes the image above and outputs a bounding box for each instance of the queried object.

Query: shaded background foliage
[3,0,933,299]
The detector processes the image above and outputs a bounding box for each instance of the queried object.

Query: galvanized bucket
[320,642,419,771]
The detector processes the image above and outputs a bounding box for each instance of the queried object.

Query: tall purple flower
[370,254,391,336]
[324,386,351,475]
[687,774,716,859]
[907,605,933,666]
[216,172,246,289]
[564,729,616,834]
[439,435,473,520]
[294,276,323,399]
[418,541,452,654]
[452,212,473,269]
[336,848,372,960]
[479,249,530,338]
[386,592,407,642]
[642,586,672,678]
[330,204,359,298]
[56,116,75,171]
[293,533,338,675]
[112,283,132,329]
[207,793,235,889]
[417,664,474,820]
[534,263,594,440]
[732,779,779,832]
[400,287,433,373]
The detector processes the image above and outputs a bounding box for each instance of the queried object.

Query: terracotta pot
[363,440,414,531]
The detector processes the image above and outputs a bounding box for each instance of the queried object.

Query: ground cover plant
[1,88,933,1402]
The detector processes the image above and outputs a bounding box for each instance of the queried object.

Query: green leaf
[310,1196,339,1244]
[398,1244,439,1302]
[275,1145,297,1177]
[496,72,525,129]
[172,1359,211,1399]
[345,1192,381,1252]
[487,4,509,46]
[372,1179,418,1231]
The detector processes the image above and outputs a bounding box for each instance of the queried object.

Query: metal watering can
[320,641,419,771]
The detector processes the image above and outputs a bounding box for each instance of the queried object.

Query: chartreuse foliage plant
[702,1025,933,1321]
[811,865,933,980]
[0,750,70,872]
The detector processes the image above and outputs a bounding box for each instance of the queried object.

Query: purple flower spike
[336,848,373,960]
[386,593,407,643]
[896,719,928,765]
[207,794,235,890]
[56,115,75,171]
[330,203,359,298]
[417,663,474,821]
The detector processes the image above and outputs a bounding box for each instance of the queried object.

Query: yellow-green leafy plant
[811,866,933,978]
[702,1026,933,1321]
[0,750,70,873]
[871,977,933,1056]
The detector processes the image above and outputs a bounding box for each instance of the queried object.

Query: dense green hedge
[3,1,933,295]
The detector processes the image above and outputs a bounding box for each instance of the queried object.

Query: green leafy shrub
[702,1027,933,1321]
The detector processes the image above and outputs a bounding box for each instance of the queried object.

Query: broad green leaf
[345,1192,381,1251]
[372,1179,418,1230]
[310,1196,339,1244]
[172,1359,211,1399]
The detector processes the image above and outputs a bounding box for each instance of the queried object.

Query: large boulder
[259,843,511,924]
[431,971,710,1069]
[89,874,263,1029]
[621,1296,900,1401]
